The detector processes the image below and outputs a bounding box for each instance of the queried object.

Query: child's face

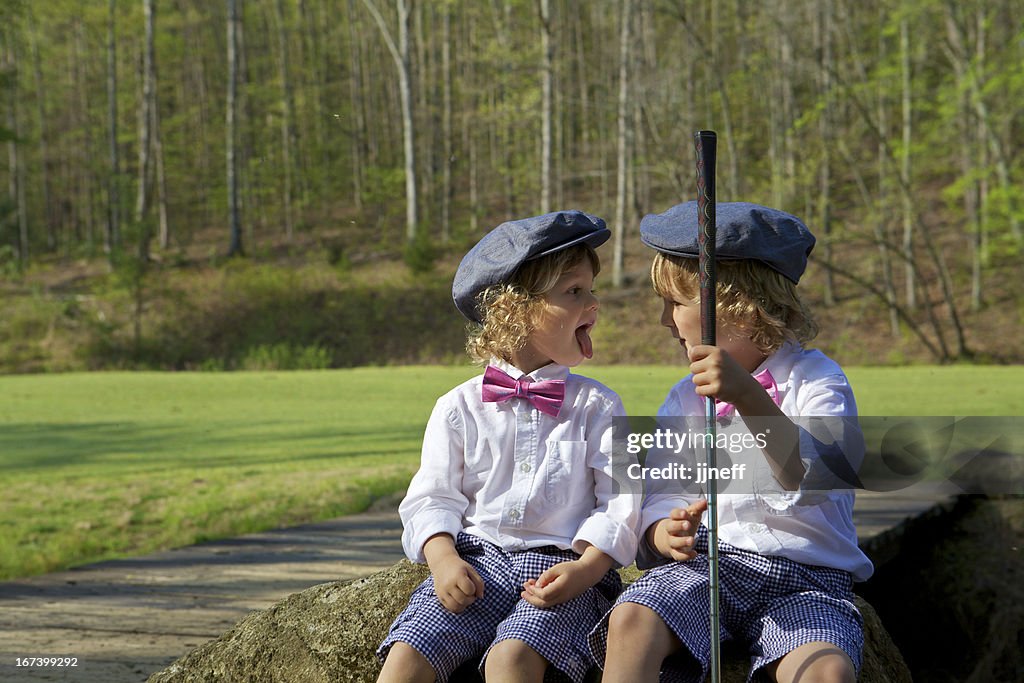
[660,296,763,367]
[660,296,702,355]
[514,260,598,372]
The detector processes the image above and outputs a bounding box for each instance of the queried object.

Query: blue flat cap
[453,210,610,322]
[640,201,815,284]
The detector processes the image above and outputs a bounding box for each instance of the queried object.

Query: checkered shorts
[378,532,622,682]
[588,526,863,683]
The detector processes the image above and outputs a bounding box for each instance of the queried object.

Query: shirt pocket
[753,464,800,516]
[544,440,588,505]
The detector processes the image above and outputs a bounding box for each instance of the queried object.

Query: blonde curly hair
[466,244,600,364]
[650,252,817,354]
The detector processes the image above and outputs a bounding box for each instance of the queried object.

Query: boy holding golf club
[590,202,873,683]
[376,211,640,683]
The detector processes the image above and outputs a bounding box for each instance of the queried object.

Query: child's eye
[568,286,581,295]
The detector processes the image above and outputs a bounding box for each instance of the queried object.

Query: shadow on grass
[0,421,425,472]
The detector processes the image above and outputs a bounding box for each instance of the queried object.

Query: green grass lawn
[1,364,1021,579]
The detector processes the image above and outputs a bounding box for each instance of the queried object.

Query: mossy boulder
[148,559,908,682]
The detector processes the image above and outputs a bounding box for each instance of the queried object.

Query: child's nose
[660,301,674,327]
[587,291,599,310]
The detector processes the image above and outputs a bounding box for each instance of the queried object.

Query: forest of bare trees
[0,0,1021,364]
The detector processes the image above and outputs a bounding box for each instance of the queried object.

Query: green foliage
[0,244,19,278]
[49,261,466,372]
[402,233,438,274]
[240,343,332,371]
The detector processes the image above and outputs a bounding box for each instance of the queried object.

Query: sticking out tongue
[576,325,594,359]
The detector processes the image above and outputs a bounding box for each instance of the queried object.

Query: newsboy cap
[453,210,610,323]
[640,201,816,284]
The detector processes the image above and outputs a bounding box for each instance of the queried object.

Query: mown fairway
[1,365,1021,579]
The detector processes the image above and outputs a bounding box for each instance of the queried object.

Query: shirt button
[520,462,531,473]
[508,509,520,521]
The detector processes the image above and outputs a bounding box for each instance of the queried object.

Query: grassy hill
[1,217,1021,374]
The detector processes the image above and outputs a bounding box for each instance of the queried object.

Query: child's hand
[520,559,598,608]
[521,545,614,608]
[647,499,708,562]
[431,554,485,613]
[688,345,764,410]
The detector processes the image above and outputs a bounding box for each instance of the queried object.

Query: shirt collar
[489,358,570,383]
[756,341,802,374]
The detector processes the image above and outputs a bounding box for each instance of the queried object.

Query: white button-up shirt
[639,343,874,581]
[400,360,640,568]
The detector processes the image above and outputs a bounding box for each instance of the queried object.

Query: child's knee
[768,642,855,683]
[484,638,546,675]
[378,642,435,683]
[607,601,661,635]
[811,654,856,683]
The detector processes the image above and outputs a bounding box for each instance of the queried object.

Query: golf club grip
[694,130,717,347]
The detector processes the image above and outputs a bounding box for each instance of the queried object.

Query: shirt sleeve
[635,390,705,568]
[398,398,469,563]
[572,394,642,568]
[757,373,864,510]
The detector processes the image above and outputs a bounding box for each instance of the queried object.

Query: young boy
[591,202,872,683]
[377,210,640,683]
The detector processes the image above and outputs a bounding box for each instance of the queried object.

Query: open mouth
[575,322,595,359]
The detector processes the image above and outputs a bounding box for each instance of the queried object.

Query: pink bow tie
[481,365,565,417]
[715,368,778,417]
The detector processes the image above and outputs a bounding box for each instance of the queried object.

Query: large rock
[858,495,1024,682]
[148,561,909,683]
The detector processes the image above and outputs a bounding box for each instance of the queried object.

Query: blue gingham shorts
[378,532,622,682]
[588,526,863,683]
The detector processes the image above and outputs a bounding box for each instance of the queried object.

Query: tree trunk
[226,0,243,257]
[413,2,432,229]
[135,0,156,262]
[29,12,56,252]
[346,0,364,211]
[361,0,417,241]
[875,9,899,337]
[398,0,417,240]
[273,0,296,242]
[817,0,835,306]
[538,0,552,214]
[4,33,28,265]
[440,3,452,242]
[106,0,121,257]
[612,0,632,289]
[900,16,914,309]
[154,98,169,249]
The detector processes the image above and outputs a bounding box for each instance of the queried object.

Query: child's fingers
[467,566,485,597]
[687,499,709,516]
[687,344,715,362]
[667,531,696,552]
[533,566,559,589]
[665,518,693,537]
[520,589,549,608]
[440,589,475,613]
[668,546,699,562]
[454,574,478,599]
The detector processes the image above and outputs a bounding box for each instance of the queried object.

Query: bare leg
[600,602,681,683]
[764,641,856,683]
[377,642,436,683]
[483,638,548,683]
